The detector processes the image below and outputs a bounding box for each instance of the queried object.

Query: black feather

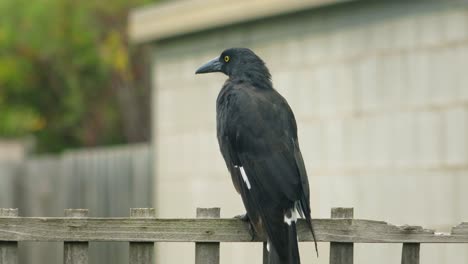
[198,47,318,263]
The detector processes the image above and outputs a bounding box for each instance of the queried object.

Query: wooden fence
[0,143,152,264]
[1,207,467,264]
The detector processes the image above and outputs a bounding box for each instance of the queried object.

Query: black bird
[196,48,318,264]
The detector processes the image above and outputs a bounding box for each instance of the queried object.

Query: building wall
[151,1,468,263]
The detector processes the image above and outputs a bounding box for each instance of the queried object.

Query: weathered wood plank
[7,144,151,264]
[0,164,18,208]
[0,209,18,264]
[330,208,353,264]
[131,147,152,207]
[129,208,155,264]
[19,157,63,264]
[401,243,419,264]
[64,209,88,264]
[452,222,468,234]
[106,150,128,264]
[195,208,220,264]
[0,217,467,243]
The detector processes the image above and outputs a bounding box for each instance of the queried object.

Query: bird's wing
[218,133,243,194]
[292,137,318,255]
[218,84,310,259]
[218,85,303,201]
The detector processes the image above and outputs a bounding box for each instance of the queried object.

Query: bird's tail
[298,199,319,257]
[304,208,319,257]
[268,221,300,264]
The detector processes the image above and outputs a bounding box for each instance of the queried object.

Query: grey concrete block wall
[151,1,468,263]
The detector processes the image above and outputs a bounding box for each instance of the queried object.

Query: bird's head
[195,48,271,86]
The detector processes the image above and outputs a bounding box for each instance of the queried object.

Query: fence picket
[401,243,420,264]
[0,209,18,264]
[195,208,220,264]
[3,206,468,263]
[330,207,354,264]
[64,209,88,264]
[129,208,155,264]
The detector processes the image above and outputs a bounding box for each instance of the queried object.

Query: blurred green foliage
[0,0,154,152]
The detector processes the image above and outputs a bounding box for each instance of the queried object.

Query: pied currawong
[196,48,318,264]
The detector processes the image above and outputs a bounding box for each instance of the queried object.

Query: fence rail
[1,207,467,264]
[0,143,152,264]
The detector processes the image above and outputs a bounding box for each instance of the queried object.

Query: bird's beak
[195,57,222,74]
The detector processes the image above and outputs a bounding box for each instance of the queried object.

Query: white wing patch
[266,240,271,252]
[239,166,251,190]
[283,207,298,226]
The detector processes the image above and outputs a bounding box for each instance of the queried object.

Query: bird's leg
[234,213,256,241]
[246,221,256,241]
[234,213,249,222]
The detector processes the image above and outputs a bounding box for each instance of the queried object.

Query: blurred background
[0,0,154,262]
[1,0,468,263]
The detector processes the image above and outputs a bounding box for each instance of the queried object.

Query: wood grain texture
[195,208,220,264]
[401,243,420,264]
[2,144,151,264]
[0,164,18,209]
[64,210,89,264]
[0,209,17,217]
[0,209,18,264]
[331,208,354,219]
[452,222,468,234]
[330,208,353,264]
[129,208,155,264]
[0,217,467,243]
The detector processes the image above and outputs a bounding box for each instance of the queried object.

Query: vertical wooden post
[401,243,420,264]
[129,208,155,264]
[195,208,220,264]
[64,209,88,264]
[0,209,18,264]
[330,207,354,264]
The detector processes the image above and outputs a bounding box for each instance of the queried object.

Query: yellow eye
[224,55,230,62]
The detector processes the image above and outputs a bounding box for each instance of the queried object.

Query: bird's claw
[246,222,256,241]
[234,213,249,222]
[234,213,256,241]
